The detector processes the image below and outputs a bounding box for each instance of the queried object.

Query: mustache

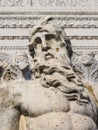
[45,52,54,60]
[33,55,83,88]
[35,64,64,75]
[37,64,82,84]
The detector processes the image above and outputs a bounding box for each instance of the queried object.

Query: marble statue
[0,17,98,130]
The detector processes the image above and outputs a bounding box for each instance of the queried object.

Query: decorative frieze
[0,15,98,28]
[0,0,93,7]
[72,46,98,51]
[72,51,98,82]
[0,51,30,81]
[0,0,24,7]
[69,36,98,40]
[0,36,98,40]
[0,36,28,40]
[0,15,98,51]
[0,46,28,50]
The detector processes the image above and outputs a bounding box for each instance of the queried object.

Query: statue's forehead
[37,24,57,34]
[32,30,56,40]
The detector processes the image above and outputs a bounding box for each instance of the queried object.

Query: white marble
[0,0,98,13]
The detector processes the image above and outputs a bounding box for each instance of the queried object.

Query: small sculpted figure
[13,52,31,80]
[0,53,21,82]
[0,52,30,83]
[0,17,98,130]
[72,51,96,81]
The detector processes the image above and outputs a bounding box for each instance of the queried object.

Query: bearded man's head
[28,17,73,67]
[28,16,82,92]
[27,17,98,114]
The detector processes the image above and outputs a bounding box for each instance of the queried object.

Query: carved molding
[69,36,98,40]
[0,46,28,50]
[0,15,98,53]
[0,0,98,13]
[72,46,98,51]
[1,45,98,51]
[0,36,98,40]
[0,36,28,40]
[0,15,98,28]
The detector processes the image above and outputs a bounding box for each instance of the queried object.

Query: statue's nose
[42,38,48,51]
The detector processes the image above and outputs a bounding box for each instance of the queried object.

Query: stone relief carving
[72,51,98,82]
[0,16,98,29]
[0,17,98,130]
[13,52,31,80]
[0,0,24,7]
[0,46,28,51]
[0,0,98,12]
[0,53,12,81]
[0,52,31,82]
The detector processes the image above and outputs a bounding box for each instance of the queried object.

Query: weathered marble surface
[0,0,98,13]
[0,17,98,130]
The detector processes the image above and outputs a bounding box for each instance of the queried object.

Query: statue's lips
[45,53,54,60]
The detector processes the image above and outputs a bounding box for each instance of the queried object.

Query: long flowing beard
[39,65,97,115]
[32,56,97,117]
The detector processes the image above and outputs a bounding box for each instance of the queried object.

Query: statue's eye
[45,34,56,41]
[34,37,42,43]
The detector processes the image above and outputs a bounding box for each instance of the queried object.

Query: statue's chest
[21,85,70,117]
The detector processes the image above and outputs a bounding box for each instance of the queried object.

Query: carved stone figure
[0,52,30,83]
[13,52,31,80]
[0,53,20,82]
[72,51,98,82]
[0,53,10,81]
[72,51,98,104]
[0,17,98,130]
